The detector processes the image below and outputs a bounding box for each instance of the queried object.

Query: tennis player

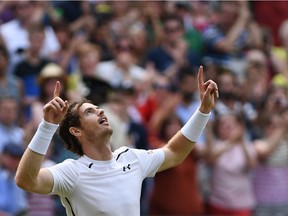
[15,66,218,215]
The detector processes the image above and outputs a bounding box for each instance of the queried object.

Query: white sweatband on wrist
[181,109,210,142]
[28,120,59,155]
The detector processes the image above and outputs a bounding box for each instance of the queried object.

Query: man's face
[77,103,113,140]
[1,153,21,173]
[0,99,18,126]
[164,20,184,44]
[218,2,239,28]
[15,1,34,22]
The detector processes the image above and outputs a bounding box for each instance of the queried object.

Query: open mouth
[98,116,108,124]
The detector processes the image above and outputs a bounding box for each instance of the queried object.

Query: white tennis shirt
[48,147,165,216]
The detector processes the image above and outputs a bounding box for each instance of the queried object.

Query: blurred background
[0,1,288,216]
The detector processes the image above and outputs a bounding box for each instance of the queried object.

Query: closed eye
[85,108,95,115]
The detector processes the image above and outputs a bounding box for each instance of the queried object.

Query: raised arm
[158,66,218,172]
[15,81,69,194]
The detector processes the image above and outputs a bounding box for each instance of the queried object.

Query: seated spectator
[0,96,24,152]
[0,143,27,215]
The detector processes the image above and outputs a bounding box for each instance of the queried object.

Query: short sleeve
[132,148,165,178]
[47,159,79,196]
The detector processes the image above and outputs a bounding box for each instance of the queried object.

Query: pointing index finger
[54,81,60,98]
[197,65,204,90]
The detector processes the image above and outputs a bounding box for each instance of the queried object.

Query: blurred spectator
[243,49,271,107]
[149,112,204,215]
[95,36,147,88]
[109,1,134,39]
[89,7,114,61]
[214,71,258,140]
[262,85,288,118]
[175,2,207,59]
[253,111,288,216]
[137,74,176,126]
[204,112,257,216]
[0,0,59,73]
[0,143,27,216]
[54,1,95,38]
[241,49,272,140]
[68,42,112,105]
[13,23,51,121]
[189,1,212,33]
[0,45,24,114]
[141,1,166,46]
[0,96,24,153]
[202,1,262,78]
[49,21,82,74]
[128,20,150,67]
[145,14,201,79]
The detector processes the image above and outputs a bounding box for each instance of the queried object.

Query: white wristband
[181,109,210,142]
[28,120,59,155]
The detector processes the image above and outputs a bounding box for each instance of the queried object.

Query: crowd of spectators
[0,1,288,216]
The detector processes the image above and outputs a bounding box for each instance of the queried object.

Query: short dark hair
[177,66,196,82]
[58,98,92,156]
[162,14,184,29]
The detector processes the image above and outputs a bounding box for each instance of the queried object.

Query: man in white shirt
[15,66,218,215]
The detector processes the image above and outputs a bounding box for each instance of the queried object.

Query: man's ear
[69,127,81,137]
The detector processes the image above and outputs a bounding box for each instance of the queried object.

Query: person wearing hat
[0,143,28,216]
[30,63,68,130]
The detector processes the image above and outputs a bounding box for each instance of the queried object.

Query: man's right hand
[43,81,69,124]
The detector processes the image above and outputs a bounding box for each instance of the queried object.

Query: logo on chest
[122,164,131,172]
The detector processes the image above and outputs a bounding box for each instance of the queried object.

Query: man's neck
[84,147,113,161]
[83,140,113,161]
